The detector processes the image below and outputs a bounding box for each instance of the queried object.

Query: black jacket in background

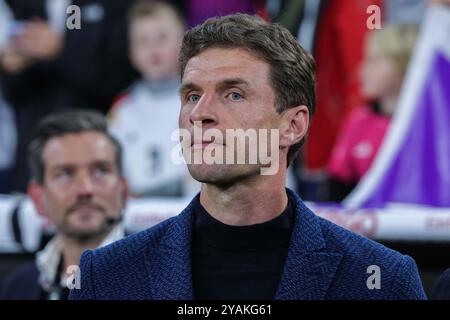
[433,268,450,299]
[0,262,45,299]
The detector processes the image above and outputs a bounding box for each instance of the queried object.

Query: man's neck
[58,233,107,273]
[199,173,288,226]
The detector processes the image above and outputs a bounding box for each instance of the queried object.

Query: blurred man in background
[0,0,137,192]
[0,110,128,299]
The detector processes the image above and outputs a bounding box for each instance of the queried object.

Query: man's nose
[189,93,218,128]
[75,171,95,196]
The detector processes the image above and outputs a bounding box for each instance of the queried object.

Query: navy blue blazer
[69,190,426,300]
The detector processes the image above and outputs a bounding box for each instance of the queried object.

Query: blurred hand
[0,44,33,74]
[13,20,63,60]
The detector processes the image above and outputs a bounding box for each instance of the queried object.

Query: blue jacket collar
[275,189,343,299]
[145,189,343,300]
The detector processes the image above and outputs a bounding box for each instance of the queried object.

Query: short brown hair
[179,13,316,166]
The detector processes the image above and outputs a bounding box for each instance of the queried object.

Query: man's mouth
[191,136,225,149]
[191,140,217,149]
[68,204,104,215]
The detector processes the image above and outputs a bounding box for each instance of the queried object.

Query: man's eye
[187,94,201,103]
[60,169,72,177]
[54,168,73,181]
[93,166,110,177]
[228,92,243,101]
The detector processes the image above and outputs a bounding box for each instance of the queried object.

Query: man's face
[31,131,127,242]
[179,48,282,184]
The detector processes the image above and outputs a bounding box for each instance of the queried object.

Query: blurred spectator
[108,0,196,197]
[0,0,17,193]
[305,0,383,175]
[0,0,138,193]
[0,110,128,299]
[326,25,419,201]
[268,0,382,200]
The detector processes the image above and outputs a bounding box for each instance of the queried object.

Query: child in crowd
[108,0,196,197]
[326,25,419,201]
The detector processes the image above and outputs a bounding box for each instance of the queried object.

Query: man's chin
[61,222,111,242]
[188,164,259,185]
[188,164,227,183]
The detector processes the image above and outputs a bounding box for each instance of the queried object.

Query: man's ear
[279,105,309,148]
[27,180,49,220]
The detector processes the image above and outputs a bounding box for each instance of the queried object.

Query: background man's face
[179,47,281,184]
[34,131,127,241]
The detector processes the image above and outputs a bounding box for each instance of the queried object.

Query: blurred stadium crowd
[0,0,433,200]
[0,0,450,300]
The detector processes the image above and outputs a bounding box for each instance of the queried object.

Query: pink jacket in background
[327,106,390,184]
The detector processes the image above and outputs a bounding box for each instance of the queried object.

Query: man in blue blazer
[70,13,426,300]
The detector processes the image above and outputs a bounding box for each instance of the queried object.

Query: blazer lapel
[145,200,196,300]
[143,190,342,300]
[276,190,343,300]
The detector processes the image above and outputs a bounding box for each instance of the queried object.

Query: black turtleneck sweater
[192,198,294,300]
